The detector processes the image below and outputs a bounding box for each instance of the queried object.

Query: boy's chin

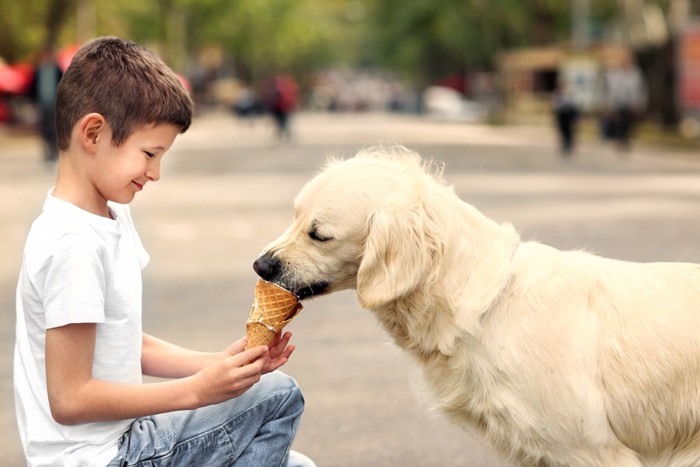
[109,192,137,205]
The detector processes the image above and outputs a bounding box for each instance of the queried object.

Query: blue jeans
[107,371,305,466]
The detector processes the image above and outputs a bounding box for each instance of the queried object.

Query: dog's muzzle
[253,254,281,282]
[253,254,331,300]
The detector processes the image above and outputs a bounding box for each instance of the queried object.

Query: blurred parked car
[422,85,486,122]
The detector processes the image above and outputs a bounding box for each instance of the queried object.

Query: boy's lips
[132,181,144,190]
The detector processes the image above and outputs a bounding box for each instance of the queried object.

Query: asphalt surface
[2,111,700,466]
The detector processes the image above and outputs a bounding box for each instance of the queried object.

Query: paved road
[2,112,700,466]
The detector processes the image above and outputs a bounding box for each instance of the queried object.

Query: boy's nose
[146,161,161,182]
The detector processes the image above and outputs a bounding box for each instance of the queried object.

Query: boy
[14,37,313,467]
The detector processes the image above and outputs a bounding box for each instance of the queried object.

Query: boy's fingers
[278,331,292,345]
[269,332,292,354]
[285,345,295,358]
[226,355,267,383]
[228,345,268,366]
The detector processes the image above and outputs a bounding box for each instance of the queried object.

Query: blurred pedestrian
[601,54,647,152]
[266,74,299,141]
[30,46,63,163]
[552,80,579,156]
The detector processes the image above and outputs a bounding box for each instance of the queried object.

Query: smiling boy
[14,37,312,467]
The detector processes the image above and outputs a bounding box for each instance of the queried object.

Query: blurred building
[497,45,628,119]
[498,0,700,137]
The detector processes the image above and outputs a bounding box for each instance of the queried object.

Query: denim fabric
[106,371,306,467]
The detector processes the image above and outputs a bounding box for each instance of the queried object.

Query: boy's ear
[79,113,106,154]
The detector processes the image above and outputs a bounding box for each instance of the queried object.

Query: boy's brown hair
[56,36,194,150]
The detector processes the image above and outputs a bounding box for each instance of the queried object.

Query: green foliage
[0,0,62,61]
[0,0,621,84]
[367,0,594,84]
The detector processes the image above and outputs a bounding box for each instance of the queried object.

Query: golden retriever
[253,146,700,467]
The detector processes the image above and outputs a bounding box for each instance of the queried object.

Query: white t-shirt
[14,191,149,467]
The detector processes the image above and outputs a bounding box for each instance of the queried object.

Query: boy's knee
[269,371,302,397]
[262,371,299,392]
[263,371,304,413]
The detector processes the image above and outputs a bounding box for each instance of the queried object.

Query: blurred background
[0,0,699,135]
[4,2,700,466]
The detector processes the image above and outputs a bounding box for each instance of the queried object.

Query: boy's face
[92,122,180,205]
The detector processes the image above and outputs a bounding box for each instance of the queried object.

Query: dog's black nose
[253,255,281,281]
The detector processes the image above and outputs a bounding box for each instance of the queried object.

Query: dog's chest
[419,340,540,447]
[421,343,506,416]
[375,303,532,438]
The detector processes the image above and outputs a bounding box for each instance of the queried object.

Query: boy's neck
[53,152,112,219]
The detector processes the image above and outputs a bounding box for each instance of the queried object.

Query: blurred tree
[0,0,621,74]
[365,0,619,87]
[45,0,76,49]
[184,0,348,82]
[615,0,683,126]
[0,0,677,121]
[0,0,76,61]
[0,0,351,97]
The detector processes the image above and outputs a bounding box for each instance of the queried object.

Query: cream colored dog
[253,146,700,467]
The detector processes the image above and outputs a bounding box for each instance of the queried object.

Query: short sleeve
[40,234,106,329]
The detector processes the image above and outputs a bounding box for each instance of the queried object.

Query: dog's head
[254,147,445,308]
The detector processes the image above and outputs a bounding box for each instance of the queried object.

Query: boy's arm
[141,331,295,378]
[45,323,269,425]
[140,333,229,378]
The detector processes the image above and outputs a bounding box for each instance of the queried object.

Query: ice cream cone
[245,280,302,349]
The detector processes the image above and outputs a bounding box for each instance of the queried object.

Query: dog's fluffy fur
[254,146,700,466]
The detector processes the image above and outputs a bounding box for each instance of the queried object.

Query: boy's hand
[262,331,295,374]
[227,332,295,374]
[193,332,294,406]
[223,337,249,357]
[192,346,269,406]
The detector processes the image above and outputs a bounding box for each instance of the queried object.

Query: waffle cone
[245,280,302,349]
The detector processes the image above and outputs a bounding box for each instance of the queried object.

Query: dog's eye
[309,229,332,242]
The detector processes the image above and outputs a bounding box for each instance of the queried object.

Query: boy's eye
[144,151,155,158]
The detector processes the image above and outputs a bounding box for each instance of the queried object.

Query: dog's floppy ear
[357,208,432,308]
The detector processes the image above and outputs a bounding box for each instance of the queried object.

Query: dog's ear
[357,209,432,308]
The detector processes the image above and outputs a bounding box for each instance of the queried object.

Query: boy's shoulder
[23,198,132,270]
[24,209,99,270]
